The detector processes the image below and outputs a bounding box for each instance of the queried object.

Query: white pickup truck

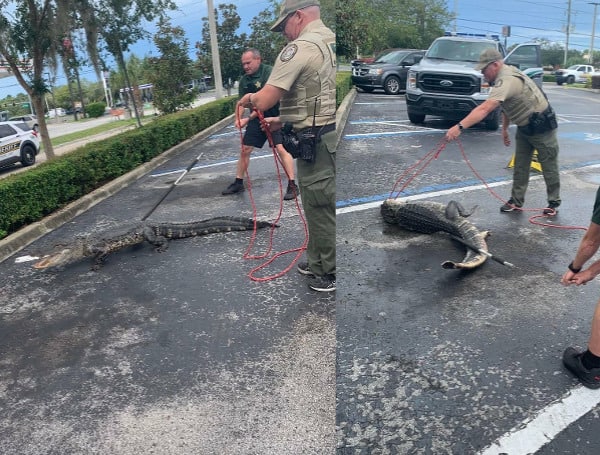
[555,64,600,85]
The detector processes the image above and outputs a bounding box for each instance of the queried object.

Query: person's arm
[237,84,285,113]
[562,222,600,285]
[445,99,501,141]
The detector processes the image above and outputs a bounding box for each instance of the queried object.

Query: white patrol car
[0,121,41,169]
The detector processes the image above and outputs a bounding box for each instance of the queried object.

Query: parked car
[0,121,41,169]
[351,48,425,95]
[46,108,66,118]
[555,64,600,85]
[9,114,38,132]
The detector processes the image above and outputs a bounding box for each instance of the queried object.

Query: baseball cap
[475,48,503,70]
[270,0,320,32]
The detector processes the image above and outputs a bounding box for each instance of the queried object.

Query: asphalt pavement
[0,99,335,454]
[336,84,600,454]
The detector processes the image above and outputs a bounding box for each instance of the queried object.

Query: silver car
[9,114,38,132]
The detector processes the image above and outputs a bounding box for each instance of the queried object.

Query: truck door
[504,43,543,88]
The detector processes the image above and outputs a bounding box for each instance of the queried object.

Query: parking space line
[478,385,600,455]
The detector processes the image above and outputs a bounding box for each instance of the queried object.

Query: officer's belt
[296,123,336,137]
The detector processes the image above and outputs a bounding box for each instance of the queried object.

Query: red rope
[234,106,309,281]
[388,137,587,232]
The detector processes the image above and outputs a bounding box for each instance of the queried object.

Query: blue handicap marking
[560,132,600,144]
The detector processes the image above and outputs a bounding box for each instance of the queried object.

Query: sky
[1,0,599,99]
[448,0,599,52]
[0,0,274,99]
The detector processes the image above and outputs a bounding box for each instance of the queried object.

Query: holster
[281,123,335,163]
[522,105,558,135]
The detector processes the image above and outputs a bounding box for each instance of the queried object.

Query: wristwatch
[458,122,464,130]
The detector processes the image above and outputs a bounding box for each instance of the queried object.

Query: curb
[335,88,356,150]
[0,114,235,264]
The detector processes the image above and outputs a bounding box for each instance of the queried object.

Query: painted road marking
[149,153,273,178]
[478,385,600,455]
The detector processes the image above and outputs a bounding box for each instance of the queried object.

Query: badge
[254,81,262,89]
[280,44,298,62]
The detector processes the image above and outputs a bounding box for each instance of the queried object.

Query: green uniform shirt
[238,63,279,118]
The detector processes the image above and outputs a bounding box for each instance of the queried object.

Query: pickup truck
[555,64,599,85]
[405,33,542,130]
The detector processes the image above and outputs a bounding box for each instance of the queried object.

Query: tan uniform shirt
[488,64,548,126]
[267,19,336,130]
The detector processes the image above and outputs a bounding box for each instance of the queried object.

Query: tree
[196,3,247,87]
[148,18,194,114]
[0,0,69,160]
[247,0,286,66]
[82,0,176,126]
[336,0,453,59]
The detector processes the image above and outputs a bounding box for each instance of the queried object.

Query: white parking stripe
[478,386,600,455]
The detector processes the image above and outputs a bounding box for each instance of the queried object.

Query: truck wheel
[567,75,575,84]
[408,112,426,124]
[556,79,563,86]
[484,109,500,131]
[383,76,401,95]
[20,144,36,167]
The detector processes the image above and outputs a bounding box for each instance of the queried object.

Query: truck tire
[556,79,564,86]
[383,76,401,95]
[408,111,426,124]
[484,109,500,131]
[567,75,575,84]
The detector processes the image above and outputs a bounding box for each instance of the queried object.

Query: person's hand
[502,129,511,146]
[262,117,282,132]
[237,94,253,110]
[235,117,249,129]
[445,124,461,142]
[561,269,593,286]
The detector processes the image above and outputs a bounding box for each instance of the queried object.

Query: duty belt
[297,122,336,137]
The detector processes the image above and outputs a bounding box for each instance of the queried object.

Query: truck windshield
[426,40,497,62]
[374,50,410,64]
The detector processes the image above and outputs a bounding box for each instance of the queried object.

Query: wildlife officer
[237,0,336,292]
[445,48,561,215]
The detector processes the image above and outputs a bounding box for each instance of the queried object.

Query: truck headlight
[480,79,492,95]
[408,71,417,89]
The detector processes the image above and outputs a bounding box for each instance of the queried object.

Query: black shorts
[243,118,282,147]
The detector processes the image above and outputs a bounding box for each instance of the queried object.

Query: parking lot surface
[0,118,334,454]
[336,85,600,454]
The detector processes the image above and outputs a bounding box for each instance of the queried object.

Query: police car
[0,121,41,169]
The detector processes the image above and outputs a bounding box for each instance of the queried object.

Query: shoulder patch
[280,44,298,62]
[494,79,503,88]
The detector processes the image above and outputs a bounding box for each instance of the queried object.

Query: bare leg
[236,145,254,179]
[276,144,295,181]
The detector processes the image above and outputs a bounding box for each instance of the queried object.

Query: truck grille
[418,73,480,95]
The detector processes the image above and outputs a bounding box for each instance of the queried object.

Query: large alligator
[381,199,490,269]
[33,216,276,270]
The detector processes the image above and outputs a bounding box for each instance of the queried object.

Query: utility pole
[564,0,572,67]
[206,0,224,99]
[590,2,600,64]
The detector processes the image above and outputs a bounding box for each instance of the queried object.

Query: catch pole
[141,152,204,221]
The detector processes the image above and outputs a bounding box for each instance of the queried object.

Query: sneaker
[543,201,560,215]
[500,198,522,212]
[297,261,314,276]
[308,274,336,292]
[222,181,244,195]
[284,181,298,201]
[563,347,600,389]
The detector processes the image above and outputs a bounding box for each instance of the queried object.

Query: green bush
[336,71,352,108]
[86,102,106,118]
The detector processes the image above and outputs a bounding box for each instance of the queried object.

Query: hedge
[1,75,351,240]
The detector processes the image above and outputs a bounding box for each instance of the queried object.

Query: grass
[50,117,149,147]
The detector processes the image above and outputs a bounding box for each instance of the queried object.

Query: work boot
[284,181,298,200]
[222,180,244,195]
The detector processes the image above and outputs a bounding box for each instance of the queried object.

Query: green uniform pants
[296,130,336,277]
[511,127,561,207]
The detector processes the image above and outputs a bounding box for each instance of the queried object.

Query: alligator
[32,216,276,270]
[381,199,490,269]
